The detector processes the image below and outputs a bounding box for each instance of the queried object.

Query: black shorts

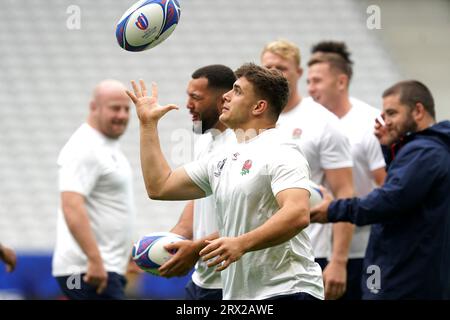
[55,272,127,300]
[185,279,222,300]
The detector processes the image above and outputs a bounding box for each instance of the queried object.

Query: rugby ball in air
[116,0,181,52]
[132,232,185,275]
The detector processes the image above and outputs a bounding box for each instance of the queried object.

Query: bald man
[53,80,136,300]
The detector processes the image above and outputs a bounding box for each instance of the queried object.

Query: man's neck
[281,92,302,114]
[417,118,436,131]
[329,95,352,119]
[233,121,276,143]
[214,120,227,133]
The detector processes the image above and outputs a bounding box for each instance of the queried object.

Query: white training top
[277,97,353,259]
[340,98,386,258]
[191,129,236,289]
[52,123,135,277]
[184,128,324,300]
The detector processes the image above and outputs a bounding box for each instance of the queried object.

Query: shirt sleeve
[328,142,445,225]
[363,130,386,171]
[319,120,353,170]
[58,150,101,196]
[269,143,312,196]
[183,158,213,196]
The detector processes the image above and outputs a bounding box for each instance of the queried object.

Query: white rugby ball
[132,232,185,275]
[309,181,324,208]
[116,0,181,52]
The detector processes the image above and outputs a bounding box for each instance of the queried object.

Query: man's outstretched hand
[126,80,178,125]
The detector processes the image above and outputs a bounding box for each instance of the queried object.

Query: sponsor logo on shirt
[214,158,227,177]
[241,160,252,176]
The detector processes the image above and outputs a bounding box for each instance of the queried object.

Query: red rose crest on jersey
[241,160,252,175]
[292,128,302,139]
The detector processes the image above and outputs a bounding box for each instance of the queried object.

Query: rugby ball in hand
[132,232,185,275]
[116,0,181,52]
[309,181,324,208]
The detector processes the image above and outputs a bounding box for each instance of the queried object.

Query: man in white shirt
[261,39,354,299]
[53,80,136,300]
[307,41,386,299]
[157,65,236,300]
[126,63,324,300]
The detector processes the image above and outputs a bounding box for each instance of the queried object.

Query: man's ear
[297,66,303,79]
[253,100,269,116]
[216,94,225,113]
[413,102,426,121]
[337,74,349,91]
[90,100,97,112]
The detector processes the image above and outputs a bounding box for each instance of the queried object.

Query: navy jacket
[328,121,450,299]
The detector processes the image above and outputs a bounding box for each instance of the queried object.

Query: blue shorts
[55,272,127,300]
[185,279,222,300]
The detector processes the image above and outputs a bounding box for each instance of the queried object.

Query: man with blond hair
[261,39,354,299]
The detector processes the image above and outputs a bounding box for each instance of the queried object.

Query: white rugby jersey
[340,98,386,258]
[53,123,135,277]
[277,97,353,259]
[184,128,324,300]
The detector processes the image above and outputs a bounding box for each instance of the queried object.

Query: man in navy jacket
[311,80,450,299]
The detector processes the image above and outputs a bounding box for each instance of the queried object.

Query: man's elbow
[298,215,310,230]
[147,190,164,200]
[293,209,310,231]
[147,188,172,201]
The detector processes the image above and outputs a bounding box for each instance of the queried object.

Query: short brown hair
[308,41,353,81]
[235,63,289,120]
[383,80,435,119]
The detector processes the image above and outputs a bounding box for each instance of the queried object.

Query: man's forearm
[330,222,354,264]
[326,168,355,265]
[63,205,102,263]
[170,201,195,239]
[140,124,173,198]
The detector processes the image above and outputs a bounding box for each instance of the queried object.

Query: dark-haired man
[158,65,236,300]
[311,80,450,299]
[127,63,324,300]
[307,41,386,299]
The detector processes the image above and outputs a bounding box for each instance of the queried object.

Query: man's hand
[126,80,178,125]
[374,113,392,146]
[158,240,200,278]
[83,259,108,294]
[0,244,17,272]
[322,260,347,300]
[310,186,334,223]
[199,237,246,272]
